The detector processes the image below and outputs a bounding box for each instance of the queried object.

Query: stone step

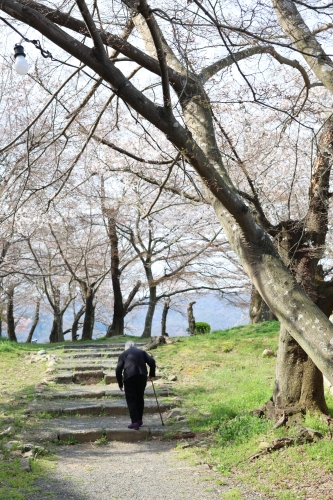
[25,414,168,443]
[62,342,146,350]
[55,364,117,371]
[48,370,163,385]
[62,352,123,359]
[38,383,174,400]
[27,398,175,417]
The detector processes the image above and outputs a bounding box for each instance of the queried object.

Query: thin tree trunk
[106,211,125,337]
[6,286,17,342]
[187,301,196,335]
[81,290,95,341]
[71,305,85,341]
[141,286,157,338]
[123,280,141,313]
[26,297,41,343]
[250,286,276,324]
[49,318,57,343]
[161,298,170,336]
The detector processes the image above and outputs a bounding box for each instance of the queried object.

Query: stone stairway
[25,342,178,444]
[47,344,164,385]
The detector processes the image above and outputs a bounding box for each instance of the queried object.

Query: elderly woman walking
[116,341,156,430]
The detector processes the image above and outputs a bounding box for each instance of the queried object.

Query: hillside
[1,322,333,499]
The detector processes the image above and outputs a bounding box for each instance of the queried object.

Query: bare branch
[75,0,106,55]
[138,0,172,113]
[142,153,181,219]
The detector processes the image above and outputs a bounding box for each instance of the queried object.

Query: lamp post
[13,43,29,75]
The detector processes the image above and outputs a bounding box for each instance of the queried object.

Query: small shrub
[195,322,211,335]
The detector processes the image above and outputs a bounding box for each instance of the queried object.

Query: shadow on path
[24,441,228,500]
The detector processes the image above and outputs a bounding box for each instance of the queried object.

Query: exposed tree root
[251,399,307,424]
[143,336,167,350]
[144,335,178,350]
[248,426,323,461]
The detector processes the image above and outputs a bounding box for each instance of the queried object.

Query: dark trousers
[124,375,147,423]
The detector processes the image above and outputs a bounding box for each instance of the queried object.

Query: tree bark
[161,298,170,336]
[26,297,41,343]
[49,311,64,343]
[250,286,276,324]
[187,301,196,335]
[273,325,328,414]
[71,305,85,341]
[106,210,125,337]
[141,285,157,338]
[3,1,333,384]
[6,286,17,342]
[81,289,95,341]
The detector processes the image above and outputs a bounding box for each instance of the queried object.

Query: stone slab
[104,372,162,384]
[56,364,117,371]
[66,352,122,359]
[36,415,167,443]
[27,398,174,417]
[40,384,174,400]
[63,349,123,354]
[73,370,104,384]
[48,373,73,384]
[62,343,145,350]
[104,373,117,384]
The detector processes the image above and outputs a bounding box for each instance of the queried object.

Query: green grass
[154,321,333,499]
[0,334,138,499]
[0,456,54,500]
[0,339,58,499]
[2,323,333,499]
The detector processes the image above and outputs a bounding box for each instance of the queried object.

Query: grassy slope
[2,326,333,499]
[154,322,333,500]
[0,335,139,499]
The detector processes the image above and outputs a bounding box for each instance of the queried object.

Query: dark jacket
[116,347,156,388]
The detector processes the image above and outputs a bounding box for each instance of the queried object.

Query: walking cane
[150,378,164,426]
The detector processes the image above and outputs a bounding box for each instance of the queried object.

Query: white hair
[125,340,137,350]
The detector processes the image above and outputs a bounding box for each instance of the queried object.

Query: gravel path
[25,441,230,500]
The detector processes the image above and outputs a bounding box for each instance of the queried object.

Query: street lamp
[13,43,29,75]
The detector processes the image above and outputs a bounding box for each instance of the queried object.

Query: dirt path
[24,441,235,500]
[22,344,262,500]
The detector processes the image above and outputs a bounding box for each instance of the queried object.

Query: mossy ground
[2,326,333,499]
[154,322,333,499]
[0,335,137,499]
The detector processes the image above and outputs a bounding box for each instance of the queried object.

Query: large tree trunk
[107,313,124,337]
[250,286,276,324]
[49,311,64,343]
[141,286,157,338]
[4,1,333,386]
[26,297,41,343]
[106,211,125,337]
[81,290,95,341]
[272,326,328,414]
[6,286,17,342]
[108,280,141,337]
[177,70,331,412]
[161,298,170,336]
